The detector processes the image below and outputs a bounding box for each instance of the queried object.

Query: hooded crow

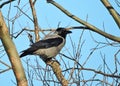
[20,28,72,61]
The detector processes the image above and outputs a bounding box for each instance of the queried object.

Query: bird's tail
[20,49,32,58]
[20,51,28,57]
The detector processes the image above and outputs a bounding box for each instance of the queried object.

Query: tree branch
[14,6,33,22]
[63,67,120,78]
[0,0,15,8]
[0,60,12,74]
[47,0,120,43]
[101,0,120,28]
[47,60,68,86]
[29,0,40,42]
[0,11,28,86]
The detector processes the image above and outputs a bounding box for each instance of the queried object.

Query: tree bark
[47,61,68,86]
[101,0,120,28]
[0,11,28,86]
[29,0,40,42]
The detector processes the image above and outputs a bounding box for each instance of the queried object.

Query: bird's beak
[66,30,72,34]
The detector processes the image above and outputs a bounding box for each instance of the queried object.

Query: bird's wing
[32,37,63,49]
[20,37,63,57]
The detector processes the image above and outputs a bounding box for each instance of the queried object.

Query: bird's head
[55,27,72,38]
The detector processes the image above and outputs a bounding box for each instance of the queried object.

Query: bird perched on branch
[20,28,72,62]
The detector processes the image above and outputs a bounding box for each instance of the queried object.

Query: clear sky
[0,0,120,86]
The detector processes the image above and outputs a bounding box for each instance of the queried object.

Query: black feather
[20,37,63,57]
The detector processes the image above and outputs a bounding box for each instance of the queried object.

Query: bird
[20,28,72,62]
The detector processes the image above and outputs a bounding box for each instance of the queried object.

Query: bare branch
[80,67,120,78]
[47,60,68,86]
[0,0,15,8]
[101,0,120,28]
[47,1,120,43]
[0,60,12,73]
[63,67,120,78]
[0,11,28,86]
[0,68,11,74]
[29,0,40,42]
[14,6,33,22]
[0,60,11,68]
[82,44,99,66]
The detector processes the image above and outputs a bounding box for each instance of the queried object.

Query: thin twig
[0,68,12,74]
[82,44,99,66]
[0,0,15,8]
[0,60,11,68]
[63,67,120,78]
[14,6,33,22]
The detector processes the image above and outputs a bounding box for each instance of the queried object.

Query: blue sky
[0,0,120,86]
